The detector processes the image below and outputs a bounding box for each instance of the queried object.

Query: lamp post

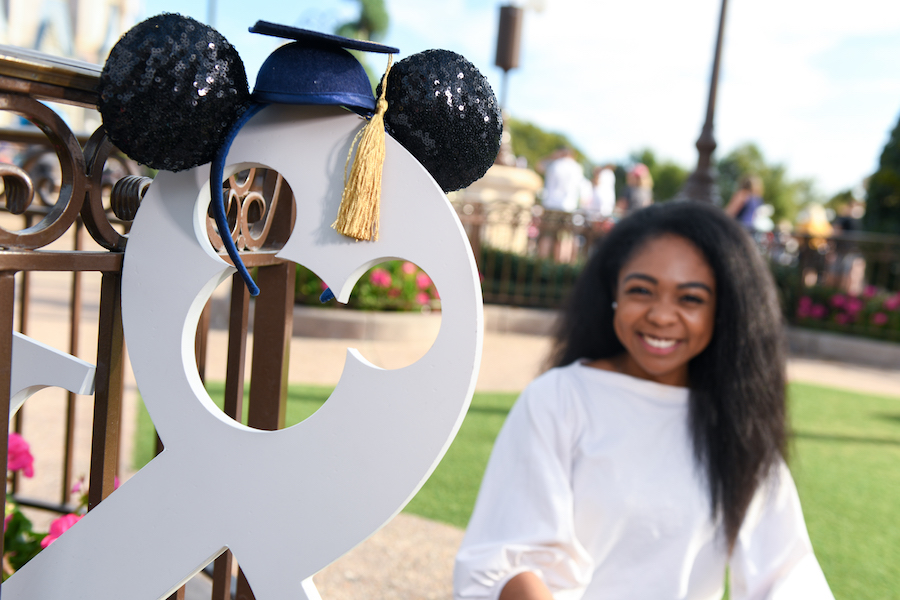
[495,4,524,112]
[679,0,729,204]
[493,4,525,166]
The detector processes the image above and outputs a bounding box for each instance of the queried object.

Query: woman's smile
[638,333,681,353]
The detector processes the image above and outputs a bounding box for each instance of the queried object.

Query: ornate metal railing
[451,198,610,308]
[0,45,295,599]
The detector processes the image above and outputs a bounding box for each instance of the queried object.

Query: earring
[612,301,618,309]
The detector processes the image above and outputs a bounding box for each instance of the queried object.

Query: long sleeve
[729,461,834,600]
[454,374,593,600]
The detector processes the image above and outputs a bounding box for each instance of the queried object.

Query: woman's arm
[724,190,748,216]
[453,374,591,600]
[729,462,834,599]
[499,572,555,600]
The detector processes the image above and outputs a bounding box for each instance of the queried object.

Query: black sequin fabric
[380,50,502,192]
[99,13,251,172]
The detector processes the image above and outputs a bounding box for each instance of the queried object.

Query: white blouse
[454,362,833,600]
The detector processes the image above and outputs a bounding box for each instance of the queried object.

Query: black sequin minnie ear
[99,13,251,172]
[379,49,502,193]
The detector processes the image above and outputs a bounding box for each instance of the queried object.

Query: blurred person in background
[617,163,653,216]
[725,174,764,232]
[541,147,589,213]
[582,164,617,220]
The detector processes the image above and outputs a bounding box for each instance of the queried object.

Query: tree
[628,148,689,203]
[506,116,589,175]
[334,0,390,90]
[335,0,389,41]
[864,112,900,234]
[825,189,855,212]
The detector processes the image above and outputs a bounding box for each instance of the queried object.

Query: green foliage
[825,189,856,212]
[864,112,900,234]
[716,143,816,224]
[480,246,582,309]
[505,116,588,174]
[629,148,689,202]
[334,0,390,90]
[789,286,900,341]
[335,0,389,40]
[2,505,46,580]
[295,260,439,312]
[404,391,519,528]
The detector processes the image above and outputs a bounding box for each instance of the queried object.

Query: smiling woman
[454,202,835,600]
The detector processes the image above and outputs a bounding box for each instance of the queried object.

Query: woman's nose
[645,300,678,325]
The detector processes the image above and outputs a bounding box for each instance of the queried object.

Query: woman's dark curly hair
[547,201,787,551]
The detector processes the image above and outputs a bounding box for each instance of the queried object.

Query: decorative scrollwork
[81,127,143,251]
[206,168,294,254]
[0,93,86,250]
[110,175,151,221]
[0,163,34,215]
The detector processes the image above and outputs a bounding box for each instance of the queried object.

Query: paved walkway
[10,270,900,599]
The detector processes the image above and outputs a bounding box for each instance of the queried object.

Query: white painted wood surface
[3,105,483,600]
[9,332,95,420]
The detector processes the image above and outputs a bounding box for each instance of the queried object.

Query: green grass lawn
[133,381,900,599]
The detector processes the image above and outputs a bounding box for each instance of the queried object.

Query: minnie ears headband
[99,14,502,296]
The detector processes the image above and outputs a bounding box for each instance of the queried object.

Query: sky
[140,0,900,199]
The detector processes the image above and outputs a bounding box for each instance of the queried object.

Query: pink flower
[884,294,900,311]
[8,433,34,478]
[829,294,846,308]
[798,296,813,309]
[809,304,827,319]
[415,272,432,290]
[872,312,889,326]
[863,285,878,299]
[369,268,392,289]
[416,292,431,305]
[41,513,83,548]
[845,297,864,314]
[834,312,848,325]
[401,261,417,275]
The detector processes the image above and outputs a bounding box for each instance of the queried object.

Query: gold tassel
[332,55,393,241]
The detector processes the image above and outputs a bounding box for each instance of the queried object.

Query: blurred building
[0,0,139,131]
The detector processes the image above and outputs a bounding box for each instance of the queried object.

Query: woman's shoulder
[516,363,593,417]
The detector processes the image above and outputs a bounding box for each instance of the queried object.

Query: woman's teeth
[642,335,676,349]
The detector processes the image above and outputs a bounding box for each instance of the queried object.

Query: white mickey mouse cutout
[2,104,484,599]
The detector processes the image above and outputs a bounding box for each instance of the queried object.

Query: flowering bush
[4,434,90,580]
[794,286,900,340]
[295,260,440,312]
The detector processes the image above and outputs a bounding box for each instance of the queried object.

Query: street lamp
[678,0,729,204]
[495,4,524,112]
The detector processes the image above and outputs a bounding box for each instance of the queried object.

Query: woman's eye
[624,286,651,296]
[681,294,706,305]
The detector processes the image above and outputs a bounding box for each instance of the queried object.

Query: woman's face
[613,234,716,387]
